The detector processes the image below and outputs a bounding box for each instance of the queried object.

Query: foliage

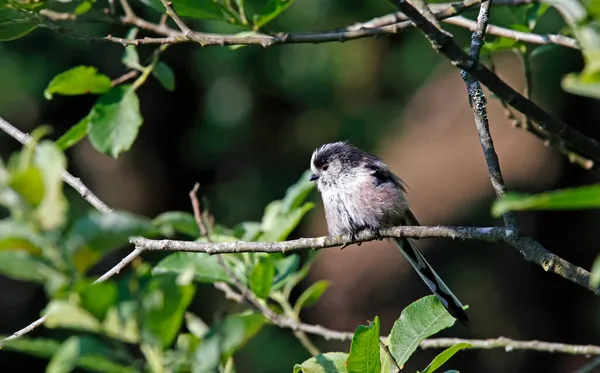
[0,0,599,371]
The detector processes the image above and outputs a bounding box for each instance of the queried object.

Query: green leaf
[153,211,201,238]
[122,34,142,71]
[388,296,457,368]
[88,85,143,158]
[233,221,262,241]
[0,220,47,255]
[282,169,316,212]
[562,71,600,100]
[590,254,600,288]
[153,252,230,283]
[420,343,471,373]
[9,164,44,207]
[76,280,118,321]
[294,280,330,314]
[258,201,314,241]
[492,184,600,216]
[33,141,68,230]
[56,116,90,150]
[185,312,210,339]
[346,316,381,373]
[44,66,112,99]
[252,0,295,28]
[65,210,155,273]
[0,10,40,41]
[43,300,102,332]
[140,275,195,347]
[139,0,227,20]
[249,255,275,299]
[272,254,300,289]
[152,62,175,91]
[47,337,81,373]
[0,250,63,284]
[192,313,267,373]
[2,336,134,373]
[293,352,348,373]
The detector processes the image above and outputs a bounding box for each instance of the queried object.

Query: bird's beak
[309,174,319,181]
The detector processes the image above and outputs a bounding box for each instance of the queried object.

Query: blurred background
[2,1,600,372]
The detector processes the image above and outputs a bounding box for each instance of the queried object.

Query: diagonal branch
[0,116,112,214]
[459,0,519,230]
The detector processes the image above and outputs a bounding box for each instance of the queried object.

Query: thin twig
[459,0,519,230]
[0,116,112,214]
[419,337,600,355]
[111,70,140,86]
[443,16,579,49]
[158,0,192,38]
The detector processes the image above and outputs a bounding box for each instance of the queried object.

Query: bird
[309,141,469,324]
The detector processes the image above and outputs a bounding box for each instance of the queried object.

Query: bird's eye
[322,164,328,171]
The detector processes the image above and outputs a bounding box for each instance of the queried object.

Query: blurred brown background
[2,2,600,372]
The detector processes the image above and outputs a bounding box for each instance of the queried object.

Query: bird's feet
[340,228,362,250]
[370,227,384,241]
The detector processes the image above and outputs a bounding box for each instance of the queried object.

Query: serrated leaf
[153,211,201,238]
[346,316,381,373]
[152,62,175,91]
[249,255,275,299]
[56,116,90,150]
[0,10,40,41]
[293,352,348,373]
[88,85,143,158]
[420,343,470,373]
[44,66,112,100]
[139,0,227,20]
[294,280,329,314]
[141,276,195,347]
[34,141,68,230]
[64,210,155,273]
[192,313,267,373]
[388,296,456,368]
[252,0,295,28]
[492,184,600,216]
[43,300,102,332]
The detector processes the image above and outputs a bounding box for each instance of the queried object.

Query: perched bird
[309,141,469,324]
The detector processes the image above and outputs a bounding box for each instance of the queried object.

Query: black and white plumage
[310,141,469,325]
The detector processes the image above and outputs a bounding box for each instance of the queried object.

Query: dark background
[1,1,600,372]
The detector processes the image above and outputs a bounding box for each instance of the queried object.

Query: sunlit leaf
[76,280,118,321]
[388,296,456,368]
[293,352,348,373]
[281,169,316,213]
[346,316,381,373]
[492,184,600,216]
[44,66,112,99]
[420,343,471,373]
[294,280,330,314]
[0,220,46,255]
[34,141,68,230]
[88,85,143,158]
[153,252,231,283]
[43,300,102,332]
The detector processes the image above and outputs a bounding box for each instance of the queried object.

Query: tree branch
[460,0,519,231]
[390,0,600,169]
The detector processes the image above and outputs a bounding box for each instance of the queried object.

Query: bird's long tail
[391,236,469,325]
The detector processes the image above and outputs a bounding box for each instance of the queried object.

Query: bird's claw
[340,229,361,250]
[370,227,383,241]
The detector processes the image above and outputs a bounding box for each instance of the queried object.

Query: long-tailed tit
[309,141,469,324]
